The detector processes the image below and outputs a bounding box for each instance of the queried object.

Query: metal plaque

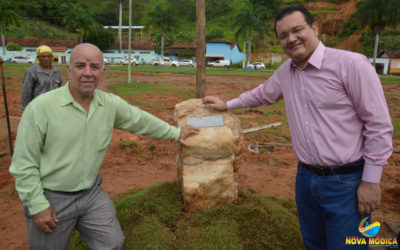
[186,115,224,128]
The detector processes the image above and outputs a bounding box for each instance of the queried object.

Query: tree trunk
[242,41,246,68]
[161,35,164,59]
[373,32,379,68]
[196,0,206,98]
[247,35,252,66]
[119,0,123,53]
[1,29,5,58]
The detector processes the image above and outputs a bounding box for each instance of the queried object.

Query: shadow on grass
[70,181,304,249]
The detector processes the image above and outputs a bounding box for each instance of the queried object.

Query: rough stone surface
[175,99,244,211]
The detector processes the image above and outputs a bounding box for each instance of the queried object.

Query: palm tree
[232,1,269,66]
[354,0,400,67]
[63,4,96,43]
[147,5,177,59]
[0,0,19,58]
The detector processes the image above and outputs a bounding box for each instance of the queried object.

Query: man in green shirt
[9,43,199,249]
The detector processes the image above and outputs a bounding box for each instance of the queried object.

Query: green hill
[5,0,400,56]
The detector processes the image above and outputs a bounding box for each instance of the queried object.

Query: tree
[63,3,96,43]
[86,25,114,51]
[147,4,178,58]
[0,0,20,58]
[232,1,270,66]
[354,0,400,67]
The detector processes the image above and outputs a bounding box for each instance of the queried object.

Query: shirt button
[305,121,309,125]
[301,87,305,91]
[306,139,310,143]
[304,104,308,108]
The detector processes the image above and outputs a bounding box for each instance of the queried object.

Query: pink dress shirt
[227,42,393,183]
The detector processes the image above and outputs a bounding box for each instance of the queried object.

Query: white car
[179,59,194,67]
[207,59,231,68]
[103,58,109,64]
[120,57,138,66]
[248,62,266,70]
[11,56,35,64]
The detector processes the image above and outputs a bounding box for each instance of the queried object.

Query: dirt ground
[0,67,399,249]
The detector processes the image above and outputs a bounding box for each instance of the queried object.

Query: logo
[358,217,380,237]
[346,217,398,248]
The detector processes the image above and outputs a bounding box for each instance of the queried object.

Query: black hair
[274,5,314,37]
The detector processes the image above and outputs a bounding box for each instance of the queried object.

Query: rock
[175,99,244,211]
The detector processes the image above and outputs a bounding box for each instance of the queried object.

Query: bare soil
[0,67,399,249]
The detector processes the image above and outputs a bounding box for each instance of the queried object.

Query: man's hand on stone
[357,181,381,217]
[202,96,228,111]
[179,125,200,146]
[33,206,58,234]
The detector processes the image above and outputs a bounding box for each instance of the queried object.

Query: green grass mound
[70,182,304,249]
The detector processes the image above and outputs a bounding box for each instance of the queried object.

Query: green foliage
[0,0,21,55]
[392,118,400,139]
[282,0,305,3]
[86,26,114,51]
[380,76,400,85]
[108,82,195,100]
[63,3,98,43]
[6,42,22,51]
[70,182,304,249]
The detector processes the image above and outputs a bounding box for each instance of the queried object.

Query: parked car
[207,59,231,68]
[11,56,35,64]
[120,57,138,66]
[248,62,266,70]
[150,57,179,67]
[179,59,194,67]
[103,58,109,64]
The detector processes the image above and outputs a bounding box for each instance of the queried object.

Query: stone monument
[174,99,244,211]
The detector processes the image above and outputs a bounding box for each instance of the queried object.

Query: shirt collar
[35,64,54,74]
[59,81,103,107]
[307,41,325,70]
[290,41,326,71]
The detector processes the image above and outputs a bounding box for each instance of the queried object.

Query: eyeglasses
[38,55,53,58]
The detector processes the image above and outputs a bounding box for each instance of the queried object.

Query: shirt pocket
[96,127,113,152]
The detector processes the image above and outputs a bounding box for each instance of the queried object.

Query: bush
[6,42,22,51]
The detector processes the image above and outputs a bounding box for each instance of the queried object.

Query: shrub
[6,42,22,51]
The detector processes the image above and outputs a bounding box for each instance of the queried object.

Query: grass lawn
[69,182,304,250]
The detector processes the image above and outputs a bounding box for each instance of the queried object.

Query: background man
[10,43,199,249]
[21,45,62,110]
[203,5,393,250]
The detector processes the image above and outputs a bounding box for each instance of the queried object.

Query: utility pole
[196,0,206,98]
[0,58,13,155]
[128,0,132,83]
[118,0,123,53]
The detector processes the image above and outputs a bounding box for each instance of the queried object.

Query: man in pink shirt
[203,5,393,250]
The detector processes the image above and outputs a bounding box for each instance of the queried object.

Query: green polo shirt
[10,82,180,215]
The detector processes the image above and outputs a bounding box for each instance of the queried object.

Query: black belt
[299,159,364,176]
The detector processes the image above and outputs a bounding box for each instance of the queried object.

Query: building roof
[5,37,154,51]
[207,39,238,49]
[379,50,400,58]
[167,41,197,49]
[5,37,78,48]
[165,41,196,54]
